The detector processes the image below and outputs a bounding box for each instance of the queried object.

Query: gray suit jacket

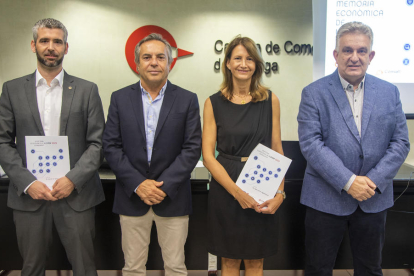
[0,71,105,212]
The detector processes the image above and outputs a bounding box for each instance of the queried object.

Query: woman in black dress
[202,36,285,276]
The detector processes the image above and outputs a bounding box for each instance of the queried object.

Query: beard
[35,49,64,68]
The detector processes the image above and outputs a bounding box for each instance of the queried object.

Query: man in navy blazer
[298,22,410,276]
[103,33,201,275]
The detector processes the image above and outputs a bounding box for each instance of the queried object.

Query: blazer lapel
[130,81,146,139]
[60,72,75,135]
[25,73,45,135]
[328,71,361,143]
[361,75,376,139]
[154,80,176,141]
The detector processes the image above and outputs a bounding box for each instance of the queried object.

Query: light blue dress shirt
[140,81,167,163]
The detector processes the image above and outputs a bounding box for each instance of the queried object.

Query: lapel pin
[68,86,72,90]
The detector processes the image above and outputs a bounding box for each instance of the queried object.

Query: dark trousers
[13,200,97,276]
[305,206,387,276]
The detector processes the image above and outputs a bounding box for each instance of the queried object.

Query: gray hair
[134,33,173,66]
[335,21,373,52]
[32,18,68,44]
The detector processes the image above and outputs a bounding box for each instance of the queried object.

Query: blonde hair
[220,35,268,102]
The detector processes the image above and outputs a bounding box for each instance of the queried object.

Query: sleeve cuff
[24,180,36,194]
[343,174,356,192]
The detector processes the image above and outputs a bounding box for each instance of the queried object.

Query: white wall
[2,0,412,165]
[0,0,313,142]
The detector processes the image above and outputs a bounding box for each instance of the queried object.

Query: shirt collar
[338,71,364,92]
[140,81,168,97]
[35,69,64,87]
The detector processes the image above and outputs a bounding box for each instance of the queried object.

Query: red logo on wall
[125,25,193,74]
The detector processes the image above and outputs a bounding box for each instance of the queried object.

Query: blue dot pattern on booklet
[30,148,67,177]
[239,155,285,185]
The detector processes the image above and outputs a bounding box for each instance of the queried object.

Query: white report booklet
[236,143,292,204]
[25,136,70,190]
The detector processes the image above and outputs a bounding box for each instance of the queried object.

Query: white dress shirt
[338,72,365,191]
[36,69,64,136]
[25,69,64,193]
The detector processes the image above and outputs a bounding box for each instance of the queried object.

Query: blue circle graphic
[31,149,35,153]
[59,149,63,153]
[254,156,258,160]
[263,168,267,172]
[274,174,278,178]
[408,0,413,5]
[403,59,410,65]
[39,163,43,167]
[242,180,246,184]
[46,162,50,167]
[266,177,270,181]
[245,173,249,177]
[32,170,36,173]
[46,169,50,173]
[268,171,273,175]
[277,168,281,172]
[257,165,261,169]
[251,176,255,180]
[39,169,43,173]
[45,156,50,160]
[60,156,64,159]
[260,174,264,178]
[53,156,57,159]
[405,44,411,51]
[254,171,258,175]
[53,162,57,166]
[257,180,261,184]
[38,156,43,160]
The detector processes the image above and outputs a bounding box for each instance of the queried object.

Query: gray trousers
[13,200,97,276]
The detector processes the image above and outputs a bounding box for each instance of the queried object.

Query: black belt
[218,152,249,162]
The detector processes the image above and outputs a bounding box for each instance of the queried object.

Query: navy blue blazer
[103,80,202,217]
[298,70,410,215]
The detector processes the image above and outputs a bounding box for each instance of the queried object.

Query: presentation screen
[313,0,414,117]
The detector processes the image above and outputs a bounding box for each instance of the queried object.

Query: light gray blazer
[298,70,410,215]
[0,71,105,212]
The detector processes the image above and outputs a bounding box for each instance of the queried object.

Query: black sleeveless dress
[207,91,279,259]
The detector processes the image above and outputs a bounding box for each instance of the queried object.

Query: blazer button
[359,155,363,159]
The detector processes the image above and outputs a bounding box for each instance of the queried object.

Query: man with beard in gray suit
[0,18,105,276]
